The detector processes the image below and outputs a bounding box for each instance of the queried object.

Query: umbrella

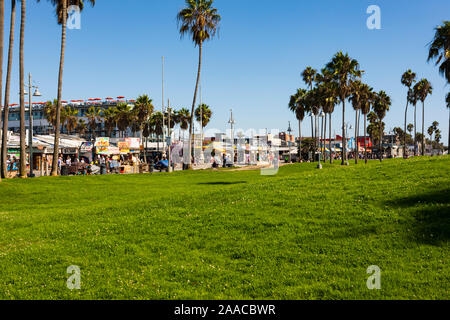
[106,97,113,100]
[117,96,125,100]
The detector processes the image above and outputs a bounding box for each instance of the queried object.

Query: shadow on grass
[385,189,450,245]
[197,181,247,186]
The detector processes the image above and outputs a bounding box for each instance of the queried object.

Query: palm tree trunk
[51,0,67,176]
[354,109,358,164]
[448,108,450,152]
[379,120,383,162]
[329,113,332,164]
[0,0,12,179]
[298,120,302,162]
[320,114,324,161]
[315,113,319,159]
[404,100,408,158]
[364,114,368,164]
[421,101,425,156]
[414,105,417,156]
[341,100,346,165]
[310,115,314,160]
[187,42,202,169]
[18,0,25,178]
[323,114,327,162]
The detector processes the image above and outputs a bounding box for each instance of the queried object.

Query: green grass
[0,156,449,300]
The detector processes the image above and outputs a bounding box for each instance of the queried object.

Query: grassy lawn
[0,156,448,300]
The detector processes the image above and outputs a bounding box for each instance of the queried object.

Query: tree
[18,0,25,177]
[408,88,419,155]
[1,0,16,179]
[359,84,374,164]
[407,123,414,136]
[44,100,57,131]
[40,0,96,176]
[427,21,450,84]
[401,69,416,158]
[76,119,87,137]
[195,103,212,129]
[373,91,391,162]
[289,88,308,162]
[414,79,433,156]
[427,125,434,142]
[115,103,132,137]
[325,52,362,165]
[177,108,191,141]
[0,0,4,182]
[301,67,317,146]
[177,0,221,169]
[349,80,363,164]
[85,106,101,140]
[64,105,78,134]
[102,107,116,137]
[446,92,450,149]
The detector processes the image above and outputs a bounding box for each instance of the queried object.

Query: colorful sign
[95,137,110,147]
[97,146,120,155]
[118,141,130,154]
[125,137,140,149]
[80,142,93,153]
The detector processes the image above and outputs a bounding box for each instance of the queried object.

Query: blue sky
[4,0,450,141]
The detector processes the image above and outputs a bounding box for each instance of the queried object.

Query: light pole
[287,121,292,163]
[26,73,42,178]
[317,111,325,169]
[167,101,173,173]
[228,109,235,147]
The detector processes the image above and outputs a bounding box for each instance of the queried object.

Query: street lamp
[26,73,42,178]
[317,111,325,169]
[287,121,292,163]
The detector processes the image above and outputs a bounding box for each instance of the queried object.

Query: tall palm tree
[408,88,419,156]
[301,67,317,145]
[43,100,57,131]
[177,0,221,169]
[1,0,16,179]
[195,103,212,129]
[401,69,416,158]
[41,0,96,176]
[0,0,4,182]
[428,21,450,84]
[151,111,164,153]
[326,52,362,165]
[414,79,433,156]
[134,94,154,139]
[349,80,363,164]
[373,91,391,162]
[359,84,374,164]
[18,0,25,178]
[289,88,307,161]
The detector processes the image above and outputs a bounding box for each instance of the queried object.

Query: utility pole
[27,73,41,177]
[168,99,172,173]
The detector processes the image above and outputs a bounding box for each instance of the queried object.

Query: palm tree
[44,100,57,131]
[325,52,362,165]
[85,106,101,140]
[408,88,419,156]
[41,0,96,176]
[407,123,414,137]
[414,79,433,156]
[446,92,450,149]
[349,80,363,164]
[0,0,4,182]
[289,88,307,161]
[373,91,391,162]
[18,0,25,178]
[0,0,14,179]
[427,125,434,143]
[76,119,87,137]
[301,67,317,145]
[401,69,416,158]
[428,21,450,84]
[134,94,154,138]
[64,105,78,134]
[151,111,164,153]
[177,0,221,169]
[359,84,374,164]
[102,107,116,137]
[195,103,212,129]
[177,108,191,142]
[115,102,132,137]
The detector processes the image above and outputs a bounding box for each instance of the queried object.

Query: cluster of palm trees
[0,0,96,181]
[289,51,392,165]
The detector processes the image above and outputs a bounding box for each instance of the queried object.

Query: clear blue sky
[5,0,450,141]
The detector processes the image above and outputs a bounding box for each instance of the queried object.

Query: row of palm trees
[289,51,392,165]
[43,95,213,144]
